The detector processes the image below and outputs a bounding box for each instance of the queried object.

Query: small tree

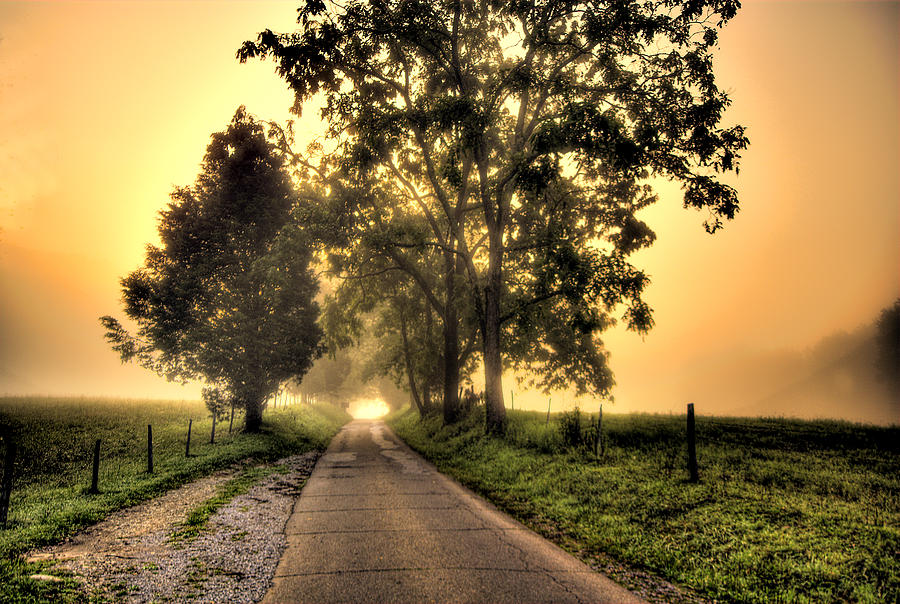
[101,109,324,432]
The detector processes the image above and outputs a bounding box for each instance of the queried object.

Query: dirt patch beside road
[28,452,320,602]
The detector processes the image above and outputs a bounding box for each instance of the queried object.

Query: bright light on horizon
[349,398,389,419]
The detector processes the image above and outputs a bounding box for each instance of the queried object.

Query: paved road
[264,419,644,603]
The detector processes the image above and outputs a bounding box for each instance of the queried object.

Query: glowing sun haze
[349,398,390,420]
[0,1,897,423]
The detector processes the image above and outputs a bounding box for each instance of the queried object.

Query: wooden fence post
[0,441,16,527]
[510,390,514,410]
[185,419,193,457]
[89,439,101,494]
[210,413,216,444]
[147,425,153,474]
[687,403,699,483]
[546,397,552,425]
[594,404,603,456]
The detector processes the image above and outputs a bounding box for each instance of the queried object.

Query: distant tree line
[876,299,900,399]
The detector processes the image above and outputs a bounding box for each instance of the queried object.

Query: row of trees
[238,0,748,433]
[104,0,749,433]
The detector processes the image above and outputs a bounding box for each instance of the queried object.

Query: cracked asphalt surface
[264,419,645,603]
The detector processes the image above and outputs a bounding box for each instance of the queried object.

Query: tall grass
[0,396,349,602]
[389,406,900,603]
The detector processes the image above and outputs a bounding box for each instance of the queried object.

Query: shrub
[559,407,583,448]
[459,388,484,416]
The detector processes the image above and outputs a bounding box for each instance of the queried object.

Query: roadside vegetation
[0,396,349,603]
[389,406,900,603]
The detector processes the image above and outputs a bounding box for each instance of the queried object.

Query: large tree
[101,109,324,431]
[241,0,748,432]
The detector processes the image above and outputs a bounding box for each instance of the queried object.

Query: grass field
[0,396,350,603]
[388,406,900,603]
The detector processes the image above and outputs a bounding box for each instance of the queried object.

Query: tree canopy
[101,109,324,431]
[241,0,748,432]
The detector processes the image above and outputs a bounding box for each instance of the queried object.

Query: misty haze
[0,0,897,602]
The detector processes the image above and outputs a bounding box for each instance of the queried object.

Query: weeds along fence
[0,414,223,529]
[555,403,700,481]
[0,396,316,529]
[528,402,900,499]
[416,398,709,482]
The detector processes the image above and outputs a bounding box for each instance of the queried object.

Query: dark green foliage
[390,407,900,603]
[202,387,230,420]
[101,109,324,431]
[875,298,900,398]
[558,406,583,448]
[242,0,749,432]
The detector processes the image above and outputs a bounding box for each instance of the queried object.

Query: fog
[506,323,897,425]
[349,398,391,420]
[0,1,897,425]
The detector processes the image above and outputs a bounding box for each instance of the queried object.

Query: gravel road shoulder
[27,451,320,602]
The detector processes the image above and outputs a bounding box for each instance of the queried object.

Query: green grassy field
[388,406,900,603]
[0,396,350,603]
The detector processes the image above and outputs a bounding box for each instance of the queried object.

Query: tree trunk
[399,310,425,415]
[423,383,432,413]
[442,301,461,423]
[424,304,435,413]
[245,398,263,432]
[483,233,507,434]
[442,257,461,424]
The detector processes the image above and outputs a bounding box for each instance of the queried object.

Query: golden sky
[0,1,897,422]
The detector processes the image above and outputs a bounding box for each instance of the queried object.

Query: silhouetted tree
[269,127,478,424]
[876,299,900,399]
[241,0,748,433]
[100,109,324,432]
[297,349,355,404]
[373,283,467,416]
[310,148,479,423]
[321,257,478,416]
